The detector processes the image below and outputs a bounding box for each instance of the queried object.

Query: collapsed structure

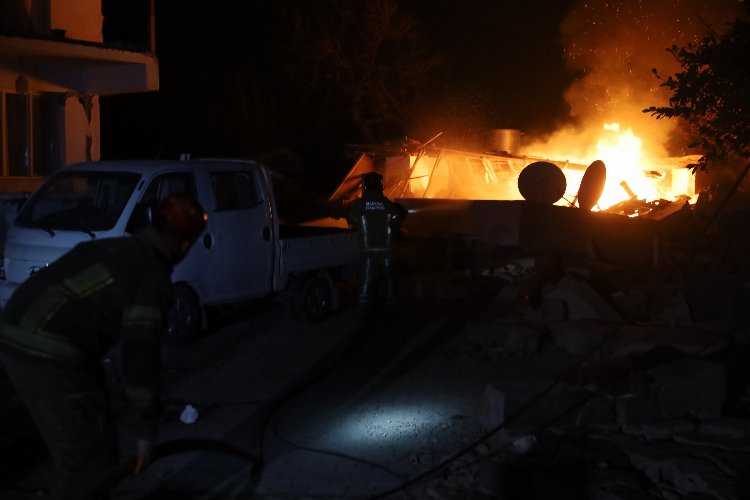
[326,131,703,266]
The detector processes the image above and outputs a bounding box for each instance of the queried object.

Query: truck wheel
[164,284,202,345]
[288,276,333,322]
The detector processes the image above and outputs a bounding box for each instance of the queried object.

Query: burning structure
[320,1,747,271]
[326,128,703,267]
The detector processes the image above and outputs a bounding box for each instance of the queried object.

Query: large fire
[363,122,698,213]
[543,122,697,211]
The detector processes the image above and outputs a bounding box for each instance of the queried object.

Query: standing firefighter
[347,172,407,313]
[0,194,207,500]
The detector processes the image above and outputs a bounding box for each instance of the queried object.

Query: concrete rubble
[408,194,750,499]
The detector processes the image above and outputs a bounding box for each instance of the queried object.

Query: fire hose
[81,302,450,498]
[79,438,262,500]
[81,318,374,498]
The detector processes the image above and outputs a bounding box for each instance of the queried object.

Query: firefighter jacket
[0,227,174,440]
[347,191,407,253]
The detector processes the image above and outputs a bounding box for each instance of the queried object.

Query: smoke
[525,0,744,161]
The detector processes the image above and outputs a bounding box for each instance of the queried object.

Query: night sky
[100,1,577,192]
[99,0,745,195]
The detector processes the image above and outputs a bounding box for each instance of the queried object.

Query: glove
[133,438,154,475]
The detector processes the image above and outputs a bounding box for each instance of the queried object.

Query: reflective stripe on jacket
[0,228,173,439]
[347,192,406,253]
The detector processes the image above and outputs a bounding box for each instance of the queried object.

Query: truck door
[125,171,212,298]
[126,171,199,235]
[205,169,273,299]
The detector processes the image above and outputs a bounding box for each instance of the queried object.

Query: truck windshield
[16,171,141,232]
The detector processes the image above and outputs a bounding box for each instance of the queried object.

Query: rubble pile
[411,241,750,499]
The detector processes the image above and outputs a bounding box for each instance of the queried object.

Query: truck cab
[1,158,359,343]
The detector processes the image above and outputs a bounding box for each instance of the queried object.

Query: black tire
[164,284,202,345]
[287,275,333,322]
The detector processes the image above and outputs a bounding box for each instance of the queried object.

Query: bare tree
[282,0,440,144]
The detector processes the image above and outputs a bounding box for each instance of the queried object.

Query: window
[6,94,27,176]
[140,172,197,205]
[210,171,261,211]
[33,94,63,176]
[102,0,153,51]
[126,172,198,234]
[16,171,140,232]
[1,92,63,177]
[491,160,512,175]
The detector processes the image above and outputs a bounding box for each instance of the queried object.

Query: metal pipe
[620,180,638,200]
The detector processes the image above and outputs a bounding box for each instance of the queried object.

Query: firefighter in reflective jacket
[0,194,206,500]
[347,172,407,311]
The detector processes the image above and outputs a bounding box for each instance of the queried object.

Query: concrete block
[571,394,617,428]
[480,384,505,431]
[547,320,615,356]
[602,325,729,358]
[648,359,727,419]
[543,275,623,322]
[610,288,649,321]
[628,419,697,441]
[540,298,567,321]
[616,395,668,427]
[658,290,693,328]
[684,272,750,326]
[614,360,727,425]
[464,322,544,358]
[548,321,729,359]
[696,417,750,439]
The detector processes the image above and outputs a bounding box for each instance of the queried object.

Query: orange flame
[534,122,694,210]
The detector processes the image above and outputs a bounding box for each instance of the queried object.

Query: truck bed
[278,224,360,278]
[279,224,356,239]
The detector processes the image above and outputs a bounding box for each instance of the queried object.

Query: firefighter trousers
[359,253,399,307]
[0,349,118,500]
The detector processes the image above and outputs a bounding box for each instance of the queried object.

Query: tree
[643,17,750,173]
[281,0,440,145]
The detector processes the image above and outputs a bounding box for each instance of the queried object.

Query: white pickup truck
[0,158,360,343]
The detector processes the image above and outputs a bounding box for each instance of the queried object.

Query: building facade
[0,0,158,194]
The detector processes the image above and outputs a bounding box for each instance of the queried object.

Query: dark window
[33,94,63,176]
[210,171,261,211]
[141,172,197,205]
[2,92,64,177]
[102,0,151,51]
[0,95,3,169]
[6,93,28,176]
[126,172,197,234]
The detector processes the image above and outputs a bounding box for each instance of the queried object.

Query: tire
[164,284,202,345]
[287,275,333,322]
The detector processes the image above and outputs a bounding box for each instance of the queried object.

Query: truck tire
[164,284,202,345]
[287,275,333,322]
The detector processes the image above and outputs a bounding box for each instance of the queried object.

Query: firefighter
[0,193,207,500]
[347,172,407,313]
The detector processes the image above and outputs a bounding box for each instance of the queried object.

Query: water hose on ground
[80,438,261,500]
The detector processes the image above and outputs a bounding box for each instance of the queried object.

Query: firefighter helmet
[362,172,384,193]
[152,194,207,241]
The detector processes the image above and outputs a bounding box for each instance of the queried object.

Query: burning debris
[330,126,702,211]
[324,129,720,270]
[320,119,750,497]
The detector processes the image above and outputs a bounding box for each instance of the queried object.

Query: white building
[0,0,158,195]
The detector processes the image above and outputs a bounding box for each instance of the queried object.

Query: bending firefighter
[347,172,407,312]
[0,194,207,500]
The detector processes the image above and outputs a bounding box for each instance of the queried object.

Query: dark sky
[100,0,744,193]
[101,1,578,189]
[402,0,577,135]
